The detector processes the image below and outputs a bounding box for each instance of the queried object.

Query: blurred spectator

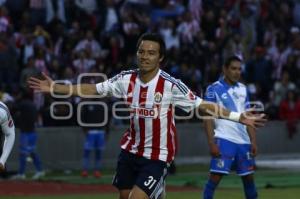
[20,33,35,65]
[177,11,200,44]
[267,37,292,80]
[272,71,296,107]
[0,6,10,33]
[45,0,66,24]
[72,50,96,75]
[160,19,180,50]
[74,30,103,59]
[75,0,97,15]
[0,34,18,92]
[245,46,273,101]
[103,0,120,33]
[29,0,46,27]
[188,0,202,22]
[279,89,300,139]
[5,0,27,30]
[19,56,40,91]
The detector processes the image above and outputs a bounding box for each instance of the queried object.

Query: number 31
[144,176,157,189]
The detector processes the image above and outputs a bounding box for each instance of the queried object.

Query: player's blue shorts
[20,132,37,154]
[112,149,168,199]
[84,130,105,150]
[210,138,255,176]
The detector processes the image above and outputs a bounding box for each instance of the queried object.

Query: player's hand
[239,111,267,129]
[209,143,220,157]
[250,143,258,157]
[0,163,5,172]
[28,72,54,93]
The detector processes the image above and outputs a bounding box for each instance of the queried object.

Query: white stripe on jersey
[143,81,157,158]
[130,83,141,154]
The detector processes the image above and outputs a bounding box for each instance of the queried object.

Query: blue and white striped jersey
[204,77,250,144]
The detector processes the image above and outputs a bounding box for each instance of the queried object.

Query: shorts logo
[154,92,162,104]
[217,159,224,168]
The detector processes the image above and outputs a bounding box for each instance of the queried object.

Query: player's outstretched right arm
[28,73,98,97]
[198,101,267,129]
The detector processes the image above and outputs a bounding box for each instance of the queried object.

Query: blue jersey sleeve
[204,85,217,103]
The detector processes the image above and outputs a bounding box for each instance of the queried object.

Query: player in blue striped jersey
[203,55,258,199]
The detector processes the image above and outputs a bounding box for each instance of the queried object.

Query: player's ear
[159,56,164,63]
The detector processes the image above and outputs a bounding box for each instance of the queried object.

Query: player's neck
[139,67,160,84]
[224,77,236,86]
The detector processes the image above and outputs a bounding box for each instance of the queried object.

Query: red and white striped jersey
[96,69,202,162]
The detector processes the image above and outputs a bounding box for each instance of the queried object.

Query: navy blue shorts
[112,150,168,199]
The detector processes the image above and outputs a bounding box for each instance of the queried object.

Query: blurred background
[0,0,299,186]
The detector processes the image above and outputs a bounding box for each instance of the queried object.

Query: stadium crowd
[0,0,300,127]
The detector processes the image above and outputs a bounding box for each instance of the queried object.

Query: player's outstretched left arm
[198,101,267,129]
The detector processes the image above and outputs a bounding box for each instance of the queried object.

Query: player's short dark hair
[224,55,242,68]
[136,33,166,61]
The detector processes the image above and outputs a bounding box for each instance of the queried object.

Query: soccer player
[203,55,258,199]
[0,101,15,172]
[80,97,111,178]
[13,91,44,180]
[28,33,266,199]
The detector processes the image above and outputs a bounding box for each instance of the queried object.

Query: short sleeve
[171,80,202,113]
[204,85,217,103]
[95,73,125,98]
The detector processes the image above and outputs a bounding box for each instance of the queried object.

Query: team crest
[154,92,163,104]
[217,159,224,168]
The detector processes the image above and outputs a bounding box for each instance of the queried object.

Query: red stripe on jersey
[151,76,165,160]
[120,130,130,146]
[126,73,137,104]
[136,86,148,156]
[167,104,175,162]
[124,73,137,151]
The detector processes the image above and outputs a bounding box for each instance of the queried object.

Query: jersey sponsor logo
[131,107,159,118]
[154,92,163,104]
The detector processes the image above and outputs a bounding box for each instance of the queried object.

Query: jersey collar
[219,76,239,89]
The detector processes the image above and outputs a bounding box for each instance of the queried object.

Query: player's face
[137,40,163,73]
[224,60,241,84]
